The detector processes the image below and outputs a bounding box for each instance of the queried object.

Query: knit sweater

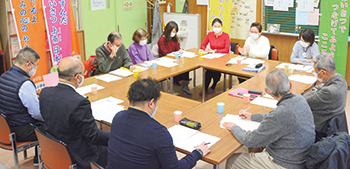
[230,93,315,169]
[200,31,230,53]
[95,43,133,75]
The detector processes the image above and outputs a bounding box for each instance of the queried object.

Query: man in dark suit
[40,57,109,168]
[108,78,211,169]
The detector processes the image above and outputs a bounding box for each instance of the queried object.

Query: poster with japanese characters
[209,0,232,37]
[43,0,72,64]
[231,0,256,39]
[318,0,350,76]
[10,0,49,84]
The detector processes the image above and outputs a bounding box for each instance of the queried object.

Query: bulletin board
[163,13,201,50]
[262,1,320,35]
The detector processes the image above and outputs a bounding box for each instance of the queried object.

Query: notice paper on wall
[298,0,314,12]
[168,125,221,152]
[273,0,289,11]
[220,114,261,131]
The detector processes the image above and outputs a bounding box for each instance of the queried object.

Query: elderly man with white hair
[223,69,315,169]
[303,53,348,133]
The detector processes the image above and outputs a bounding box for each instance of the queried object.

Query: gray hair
[15,47,40,65]
[57,60,83,81]
[313,53,336,74]
[265,69,291,97]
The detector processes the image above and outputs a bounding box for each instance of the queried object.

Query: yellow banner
[209,0,232,37]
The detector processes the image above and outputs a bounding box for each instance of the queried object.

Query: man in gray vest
[0,47,44,166]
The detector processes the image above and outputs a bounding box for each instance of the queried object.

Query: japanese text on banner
[209,0,232,36]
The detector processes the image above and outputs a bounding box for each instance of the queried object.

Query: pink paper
[228,88,261,100]
[307,9,320,26]
[43,72,59,87]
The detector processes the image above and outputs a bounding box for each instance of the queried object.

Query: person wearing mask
[108,78,210,169]
[128,28,155,64]
[224,69,315,169]
[303,53,348,133]
[200,18,230,95]
[238,22,270,59]
[158,21,192,95]
[95,32,135,75]
[40,57,109,168]
[0,47,44,166]
[290,29,320,66]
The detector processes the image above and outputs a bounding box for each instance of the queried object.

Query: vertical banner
[208,0,232,36]
[43,0,72,65]
[68,1,80,59]
[10,0,49,84]
[319,0,350,76]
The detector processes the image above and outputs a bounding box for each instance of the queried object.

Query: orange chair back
[271,48,278,61]
[235,45,239,54]
[0,114,11,145]
[35,128,73,169]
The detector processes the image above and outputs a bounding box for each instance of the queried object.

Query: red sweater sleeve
[158,37,171,57]
[216,33,230,53]
[175,41,180,51]
[200,34,210,50]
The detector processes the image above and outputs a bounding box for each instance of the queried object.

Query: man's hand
[110,45,118,59]
[195,142,211,156]
[239,110,252,120]
[222,122,236,129]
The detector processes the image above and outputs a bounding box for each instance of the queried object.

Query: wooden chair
[91,162,105,169]
[269,45,279,61]
[35,128,76,169]
[0,113,38,169]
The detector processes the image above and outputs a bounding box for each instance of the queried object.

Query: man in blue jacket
[108,78,211,169]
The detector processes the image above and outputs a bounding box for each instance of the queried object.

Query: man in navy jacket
[108,78,210,169]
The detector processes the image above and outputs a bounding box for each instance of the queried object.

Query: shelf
[9,34,17,38]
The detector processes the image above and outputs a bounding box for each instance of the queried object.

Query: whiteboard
[164,13,201,50]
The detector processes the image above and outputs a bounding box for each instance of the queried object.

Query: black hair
[212,18,223,26]
[163,21,179,42]
[299,29,315,47]
[107,32,122,44]
[127,78,161,106]
[250,22,262,33]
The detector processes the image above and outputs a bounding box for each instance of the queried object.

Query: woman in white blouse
[238,22,270,59]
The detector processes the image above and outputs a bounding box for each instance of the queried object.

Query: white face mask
[77,74,84,88]
[171,32,176,37]
[213,27,222,34]
[300,41,310,48]
[250,33,259,40]
[313,71,323,83]
[139,39,147,46]
[28,63,37,77]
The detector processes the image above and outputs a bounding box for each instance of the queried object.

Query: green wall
[81,0,147,59]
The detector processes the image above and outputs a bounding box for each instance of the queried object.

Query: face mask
[77,74,84,88]
[151,105,158,117]
[171,32,176,38]
[28,63,37,77]
[139,39,147,46]
[250,33,259,40]
[213,27,222,34]
[300,41,310,48]
[314,71,323,83]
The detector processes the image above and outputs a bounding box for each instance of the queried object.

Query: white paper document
[250,97,278,109]
[168,125,221,152]
[134,65,148,72]
[153,57,179,68]
[273,0,289,11]
[298,0,314,12]
[95,74,122,83]
[91,97,125,123]
[76,84,105,95]
[201,53,226,59]
[168,51,198,58]
[276,63,313,72]
[110,69,133,77]
[289,74,317,84]
[220,114,261,132]
[228,57,265,65]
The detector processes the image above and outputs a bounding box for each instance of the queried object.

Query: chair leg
[193,70,196,87]
[9,133,20,169]
[23,149,27,159]
[38,146,43,169]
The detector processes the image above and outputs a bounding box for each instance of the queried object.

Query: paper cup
[237,59,242,65]
[243,94,250,104]
[133,70,139,79]
[198,49,203,56]
[284,64,289,71]
[217,102,225,113]
[91,86,98,95]
[152,62,157,69]
[174,111,182,123]
[175,53,179,59]
[288,68,294,74]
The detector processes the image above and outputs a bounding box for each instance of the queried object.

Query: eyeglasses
[29,62,39,69]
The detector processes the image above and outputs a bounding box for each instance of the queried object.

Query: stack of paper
[220,114,261,131]
[168,125,221,152]
[276,63,313,72]
[250,97,278,109]
[168,51,198,58]
[95,74,122,83]
[77,84,105,95]
[134,65,148,72]
[201,53,226,59]
[289,74,316,84]
[227,57,265,65]
[110,69,133,77]
[91,96,125,123]
[153,57,178,68]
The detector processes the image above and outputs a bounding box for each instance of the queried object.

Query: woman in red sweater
[200,18,230,95]
[158,21,192,95]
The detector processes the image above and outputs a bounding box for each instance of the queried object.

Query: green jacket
[95,43,133,75]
